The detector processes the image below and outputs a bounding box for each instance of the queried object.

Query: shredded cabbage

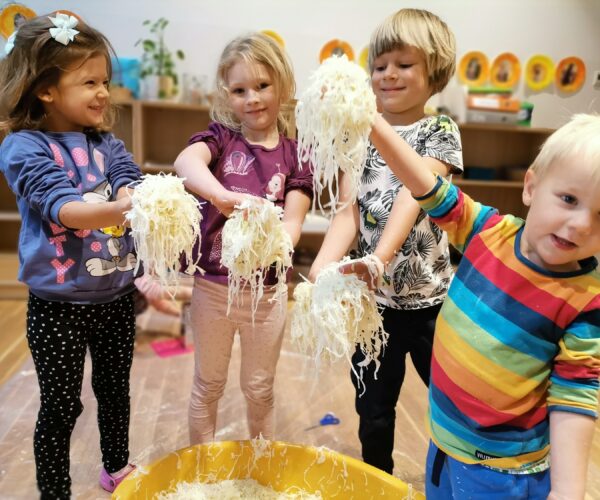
[290,260,388,392]
[126,173,202,295]
[295,55,377,213]
[156,478,322,499]
[249,433,274,462]
[221,198,293,320]
[156,438,321,499]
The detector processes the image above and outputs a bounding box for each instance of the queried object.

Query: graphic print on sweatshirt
[223,151,255,177]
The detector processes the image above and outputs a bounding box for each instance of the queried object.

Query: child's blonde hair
[211,32,295,136]
[0,12,116,133]
[530,114,600,180]
[368,8,456,95]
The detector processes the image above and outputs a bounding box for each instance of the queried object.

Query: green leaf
[176,50,185,60]
[143,40,156,51]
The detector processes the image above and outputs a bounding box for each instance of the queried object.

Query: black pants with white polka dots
[26,292,136,500]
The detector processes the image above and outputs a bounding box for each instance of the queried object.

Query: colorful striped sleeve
[548,298,600,418]
[414,175,498,254]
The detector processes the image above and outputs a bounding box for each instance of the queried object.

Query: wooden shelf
[459,122,554,135]
[0,176,20,251]
[0,212,20,222]
[142,162,176,174]
[0,252,27,299]
[0,106,554,256]
[455,123,553,218]
[138,100,210,112]
[454,179,523,189]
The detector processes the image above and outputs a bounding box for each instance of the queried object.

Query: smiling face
[226,58,280,142]
[370,46,432,126]
[38,54,109,132]
[520,158,600,272]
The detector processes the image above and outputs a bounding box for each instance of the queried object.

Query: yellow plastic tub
[113,440,423,499]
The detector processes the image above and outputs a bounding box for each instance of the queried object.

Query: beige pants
[188,278,286,444]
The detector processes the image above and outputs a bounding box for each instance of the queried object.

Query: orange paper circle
[555,57,585,93]
[458,51,489,87]
[358,46,369,71]
[490,52,521,88]
[319,39,354,63]
[525,55,554,91]
[0,3,36,39]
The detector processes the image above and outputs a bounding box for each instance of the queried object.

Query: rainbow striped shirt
[416,176,600,469]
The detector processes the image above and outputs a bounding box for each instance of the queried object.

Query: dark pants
[351,303,441,474]
[26,292,136,499]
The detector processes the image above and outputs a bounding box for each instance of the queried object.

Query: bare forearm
[175,159,226,203]
[282,190,311,247]
[370,114,437,196]
[283,220,303,247]
[174,142,226,202]
[58,198,129,229]
[309,204,358,279]
[374,188,420,265]
[116,186,134,199]
[549,411,595,499]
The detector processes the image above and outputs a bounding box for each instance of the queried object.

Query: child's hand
[116,196,133,216]
[547,493,571,500]
[147,298,181,317]
[113,196,133,227]
[338,254,384,291]
[212,191,259,217]
[134,275,180,317]
[307,262,322,283]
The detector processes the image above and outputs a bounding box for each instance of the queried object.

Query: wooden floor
[0,301,599,499]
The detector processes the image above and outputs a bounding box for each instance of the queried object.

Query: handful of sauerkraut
[295,55,377,213]
[221,198,293,319]
[291,260,388,391]
[127,173,202,294]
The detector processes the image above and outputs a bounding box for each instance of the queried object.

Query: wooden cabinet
[0,127,20,252]
[0,105,554,252]
[0,176,20,251]
[455,123,554,218]
[113,99,211,172]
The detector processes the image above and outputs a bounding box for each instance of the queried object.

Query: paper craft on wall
[358,46,369,71]
[0,2,36,38]
[555,56,585,93]
[525,55,554,91]
[490,52,520,89]
[261,29,284,47]
[319,39,354,63]
[458,51,489,87]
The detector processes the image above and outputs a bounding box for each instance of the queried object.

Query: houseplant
[136,18,185,99]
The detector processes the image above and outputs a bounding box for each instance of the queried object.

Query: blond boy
[368,113,600,498]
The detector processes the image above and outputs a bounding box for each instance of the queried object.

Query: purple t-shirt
[189,122,313,284]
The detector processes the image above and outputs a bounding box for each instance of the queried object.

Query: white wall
[9,0,600,128]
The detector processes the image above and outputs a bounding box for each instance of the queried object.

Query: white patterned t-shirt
[357,114,463,309]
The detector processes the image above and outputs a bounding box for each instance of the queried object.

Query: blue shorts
[425,441,550,499]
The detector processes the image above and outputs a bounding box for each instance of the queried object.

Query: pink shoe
[99,464,136,493]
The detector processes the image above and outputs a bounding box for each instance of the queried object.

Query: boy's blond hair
[530,114,600,180]
[368,8,456,95]
[211,32,296,136]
